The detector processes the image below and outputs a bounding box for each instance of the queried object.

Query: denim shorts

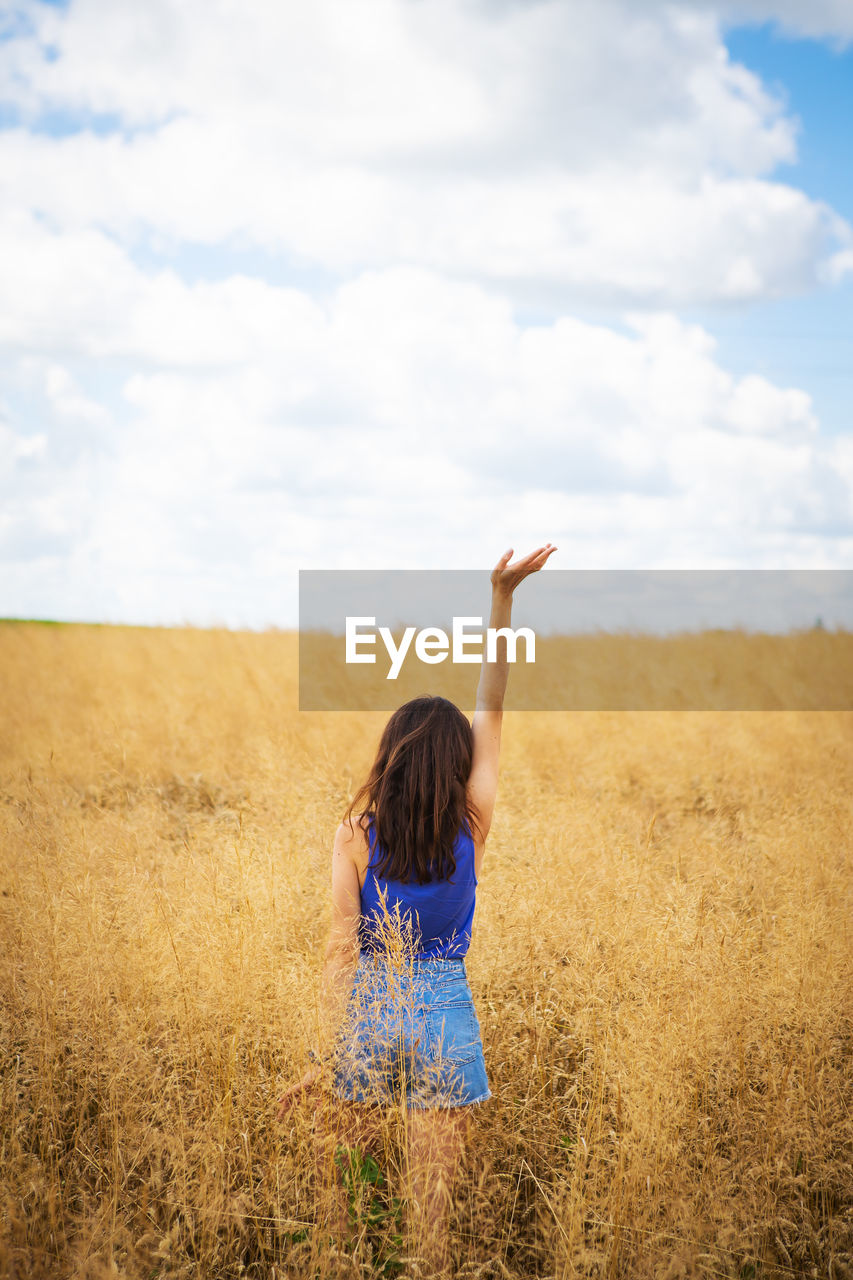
[331,953,491,1110]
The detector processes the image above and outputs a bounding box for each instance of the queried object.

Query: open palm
[490,544,556,598]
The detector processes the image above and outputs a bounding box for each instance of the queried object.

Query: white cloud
[0,0,851,622]
[706,0,853,44]
[0,0,791,168]
[44,364,111,425]
[0,0,846,307]
[0,253,848,623]
[822,247,853,285]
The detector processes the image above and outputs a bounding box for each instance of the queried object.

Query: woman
[278,544,556,1272]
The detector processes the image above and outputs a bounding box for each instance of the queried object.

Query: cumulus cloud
[1,244,848,623]
[0,0,848,307]
[1,0,851,622]
[487,0,853,45]
[702,0,853,44]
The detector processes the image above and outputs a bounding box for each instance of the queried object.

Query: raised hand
[490,544,557,598]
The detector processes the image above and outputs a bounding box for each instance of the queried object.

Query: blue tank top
[359,817,478,959]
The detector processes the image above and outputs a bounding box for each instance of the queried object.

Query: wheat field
[1,622,851,1279]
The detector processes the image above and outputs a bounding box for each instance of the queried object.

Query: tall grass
[1,623,851,1278]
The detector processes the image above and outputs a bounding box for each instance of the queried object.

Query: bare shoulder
[335,814,371,886]
[335,814,370,853]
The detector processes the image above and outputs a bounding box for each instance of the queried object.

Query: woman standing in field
[278,544,556,1274]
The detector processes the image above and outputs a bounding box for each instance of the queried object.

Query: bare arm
[468,545,556,851]
[475,585,515,712]
[277,821,362,1114]
[314,822,362,1050]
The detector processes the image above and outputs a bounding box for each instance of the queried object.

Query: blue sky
[691,22,852,437]
[0,0,852,626]
[727,24,852,218]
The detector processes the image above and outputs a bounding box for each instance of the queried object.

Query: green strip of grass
[0,617,68,626]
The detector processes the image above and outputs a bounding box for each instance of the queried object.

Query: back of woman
[359,812,478,960]
[337,694,489,1107]
[354,693,480,963]
[277,544,556,1275]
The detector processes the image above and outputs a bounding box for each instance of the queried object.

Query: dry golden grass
[1,622,851,1279]
[300,628,853,710]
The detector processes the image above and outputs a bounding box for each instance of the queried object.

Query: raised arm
[467,544,556,863]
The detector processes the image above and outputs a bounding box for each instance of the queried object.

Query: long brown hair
[345,696,480,884]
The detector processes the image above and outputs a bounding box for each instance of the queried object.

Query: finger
[514,545,555,578]
[511,548,547,574]
[519,544,551,565]
[529,544,556,565]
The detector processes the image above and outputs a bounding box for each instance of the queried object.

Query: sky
[0,0,851,628]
